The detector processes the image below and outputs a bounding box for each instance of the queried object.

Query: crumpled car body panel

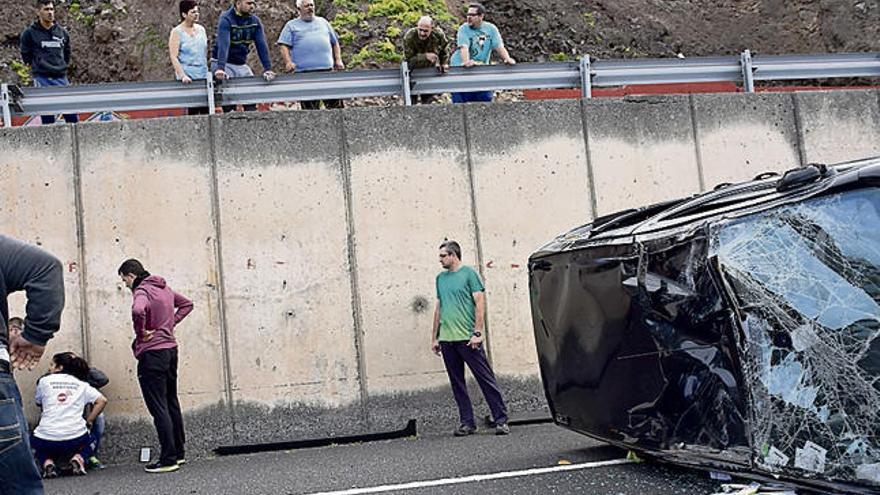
[529,158,880,493]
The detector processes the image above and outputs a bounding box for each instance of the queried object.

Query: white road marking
[305,458,633,495]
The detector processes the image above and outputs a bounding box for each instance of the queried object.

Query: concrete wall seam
[339,111,371,424]
[578,98,599,219]
[791,93,808,167]
[688,95,707,192]
[71,124,90,360]
[206,115,236,433]
[460,105,493,366]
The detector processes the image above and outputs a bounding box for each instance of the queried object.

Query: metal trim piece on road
[305,458,633,495]
[214,419,417,456]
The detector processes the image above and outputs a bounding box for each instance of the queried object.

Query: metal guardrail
[2,50,880,127]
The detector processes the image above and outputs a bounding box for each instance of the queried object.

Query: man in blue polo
[449,2,516,103]
[20,0,78,125]
[277,0,345,110]
[431,240,509,436]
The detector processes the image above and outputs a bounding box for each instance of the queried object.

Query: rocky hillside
[1,0,878,85]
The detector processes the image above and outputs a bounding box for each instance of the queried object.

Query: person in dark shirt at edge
[0,235,66,494]
[211,0,276,113]
[20,0,79,125]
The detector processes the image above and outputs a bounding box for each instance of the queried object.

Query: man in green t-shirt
[431,240,509,436]
[402,15,448,104]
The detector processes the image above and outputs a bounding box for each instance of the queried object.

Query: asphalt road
[45,423,726,495]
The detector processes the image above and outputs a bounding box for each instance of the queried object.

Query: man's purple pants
[440,341,508,428]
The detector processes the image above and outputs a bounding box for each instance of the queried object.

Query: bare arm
[86,394,107,426]
[468,291,486,349]
[431,300,441,355]
[168,28,189,82]
[473,291,485,332]
[494,45,515,64]
[459,44,472,66]
[332,41,344,70]
[279,44,295,72]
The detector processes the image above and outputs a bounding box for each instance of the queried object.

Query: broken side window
[713,187,880,486]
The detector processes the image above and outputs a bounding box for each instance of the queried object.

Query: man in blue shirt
[211,0,275,112]
[449,3,516,104]
[277,0,345,110]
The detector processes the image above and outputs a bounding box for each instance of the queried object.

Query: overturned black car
[528,158,880,493]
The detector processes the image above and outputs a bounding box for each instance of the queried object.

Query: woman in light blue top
[168,0,208,83]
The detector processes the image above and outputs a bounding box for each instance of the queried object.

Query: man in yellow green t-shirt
[431,240,509,436]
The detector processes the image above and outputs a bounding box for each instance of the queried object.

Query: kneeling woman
[31,352,108,477]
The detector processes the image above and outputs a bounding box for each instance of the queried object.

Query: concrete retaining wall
[0,89,877,463]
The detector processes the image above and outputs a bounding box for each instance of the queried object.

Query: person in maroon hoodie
[118,259,193,474]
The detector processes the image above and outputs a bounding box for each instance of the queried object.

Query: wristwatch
[472,331,482,338]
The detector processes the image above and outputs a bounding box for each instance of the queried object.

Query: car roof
[533,156,880,257]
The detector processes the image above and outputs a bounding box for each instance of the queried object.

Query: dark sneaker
[86,456,105,470]
[495,422,511,435]
[144,462,180,473]
[42,463,59,479]
[69,456,87,476]
[453,424,477,437]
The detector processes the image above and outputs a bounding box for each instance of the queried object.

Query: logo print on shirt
[57,392,68,403]
[469,34,488,60]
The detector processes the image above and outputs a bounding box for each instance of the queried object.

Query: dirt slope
[1,0,878,85]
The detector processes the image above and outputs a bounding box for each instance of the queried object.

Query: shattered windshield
[715,187,880,485]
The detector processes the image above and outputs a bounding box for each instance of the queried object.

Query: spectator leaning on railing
[450,2,516,104]
[403,15,449,105]
[19,0,79,125]
[211,0,275,113]
[168,0,209,115]
[277,0,345,110]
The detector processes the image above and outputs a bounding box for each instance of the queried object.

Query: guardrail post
[740,49,755,93]
[400,61,412,106]
[579,55,592,99]
[207,78,216,115]
[1,84,12,128]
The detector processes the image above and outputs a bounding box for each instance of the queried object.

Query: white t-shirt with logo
[34,373,102,441]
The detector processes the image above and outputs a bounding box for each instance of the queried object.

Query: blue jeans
[89,413,105,456]
[451,91,493,103]
[30,432,92,466]
[0,364,43,494]
[33,76,79,125]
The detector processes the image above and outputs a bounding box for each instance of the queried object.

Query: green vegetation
[338,30,356,45]
[330,0,457,68]
[350,38,402,66]
[330,11,366,31]
[550,52,570,62]
[68,0,96,27]
[583,12,596,28]
[331,0,361,9]
[10,60,32,86]
[134,26,166,66]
